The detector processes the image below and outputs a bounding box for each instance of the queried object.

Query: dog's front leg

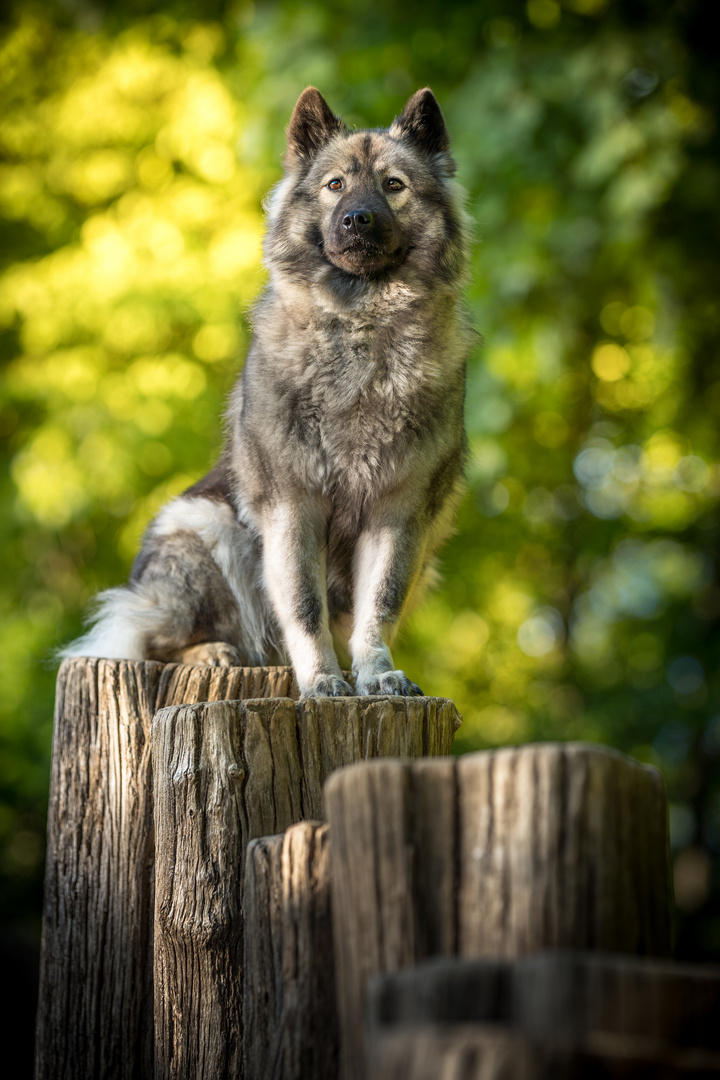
[261,501,353,698]
[350,519,425,697]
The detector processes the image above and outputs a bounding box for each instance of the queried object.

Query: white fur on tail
[58,586,167,661]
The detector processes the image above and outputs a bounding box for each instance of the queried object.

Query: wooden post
[369,1028,535,1080]
[368,952,720,1048]
[368,1026,720,1080]
[152,695,460,1080]
[368,957,511,1034]
[367,951,720,1078]
[35,659,304,1080]
[513,951,720,1050]
[324,743,672,1080]
[243,822,338,1080]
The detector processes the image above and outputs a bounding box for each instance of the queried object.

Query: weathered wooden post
[35,658,298,1080]
[368,951,720,1044]
[367,1025,720,1079]
[513,951,720,1047]
[367,952,720,1078]
[243,822,337,1080]
[151,695,460,1080]
[324,743,672,1080]
[41,658,687,1080]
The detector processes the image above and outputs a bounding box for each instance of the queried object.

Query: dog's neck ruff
[272,265,439,322]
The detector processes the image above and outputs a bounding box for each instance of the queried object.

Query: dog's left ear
[286,87,346,164]
[390,88,450,156]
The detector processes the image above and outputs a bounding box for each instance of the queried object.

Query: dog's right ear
[286,87,346,164]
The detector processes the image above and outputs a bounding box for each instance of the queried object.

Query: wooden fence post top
[152,696,462,782]
[324,739,664,789]
[57,655,301,703]
[151,696,463,727]
[456,739,665,770]
[57,656,296,678]
[455,743,669,794]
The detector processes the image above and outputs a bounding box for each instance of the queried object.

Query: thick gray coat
[64,87,473,697]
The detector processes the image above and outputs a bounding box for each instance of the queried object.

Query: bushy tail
[58,585,166,661]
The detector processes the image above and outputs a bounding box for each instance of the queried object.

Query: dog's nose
[342,209,373,233]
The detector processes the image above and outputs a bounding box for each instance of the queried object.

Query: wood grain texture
[369,952,720,1051]
[369,1027,535,1080]
[368,957,511,1035]
[325,743,671,1080]
[513,951,720,1051]
[369,1027,720,1080]
[35,659,300,1080]
[457,743,671,958]
[153,700,248,1080]
[243,822,338,1080]
[152,694,459,1080]
[326,758,411,1078]
[243,835,285,1079]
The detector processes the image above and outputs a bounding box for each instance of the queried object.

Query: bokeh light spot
[526,0,561,30]
[592,343,631,381]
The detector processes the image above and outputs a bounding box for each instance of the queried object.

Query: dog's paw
[179,641,241,668]
[355,669,424,697]
[301,673,355,699]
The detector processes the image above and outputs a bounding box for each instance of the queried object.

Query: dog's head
[265,88,468,295]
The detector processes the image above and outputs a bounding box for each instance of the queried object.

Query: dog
[63,87,473,698]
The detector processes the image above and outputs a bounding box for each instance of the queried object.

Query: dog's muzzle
[326,204,406,276]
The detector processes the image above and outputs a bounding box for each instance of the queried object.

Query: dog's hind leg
[62,494,280,666]
[60,538,244,666]
[176,641,241,667]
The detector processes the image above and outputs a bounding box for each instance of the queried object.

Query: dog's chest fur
[256,297,456,499]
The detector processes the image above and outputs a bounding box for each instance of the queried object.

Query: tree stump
[325,743,671,1080]
[243,822,337,1080]
[152,695,459,1080]
[36,658,298,1080]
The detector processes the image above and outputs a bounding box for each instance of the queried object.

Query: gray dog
[64,87,473,698]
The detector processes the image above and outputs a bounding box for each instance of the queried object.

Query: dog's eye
[386,177,405,191]
[327,178,344,191]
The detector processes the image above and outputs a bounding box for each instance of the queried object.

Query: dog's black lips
[323,237,409,278]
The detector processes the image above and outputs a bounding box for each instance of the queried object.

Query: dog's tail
[57,585,164,661]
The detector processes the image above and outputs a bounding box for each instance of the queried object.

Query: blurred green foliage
[1,0,719,958]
